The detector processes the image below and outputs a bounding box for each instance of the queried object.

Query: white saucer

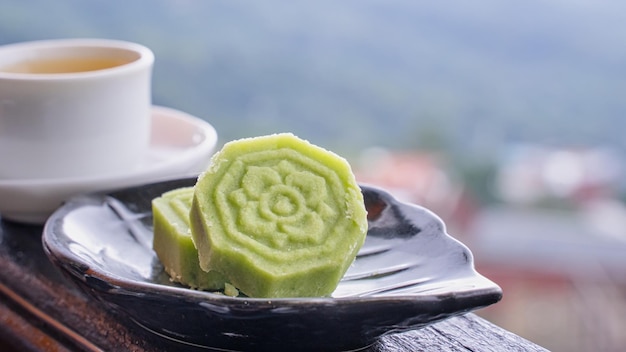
[0,105,218,224]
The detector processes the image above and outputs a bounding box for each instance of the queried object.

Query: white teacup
[0,38,154,179]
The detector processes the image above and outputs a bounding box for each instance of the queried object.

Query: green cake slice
[152,187,227,291]
[190,133,368,298]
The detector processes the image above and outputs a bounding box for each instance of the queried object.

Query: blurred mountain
[2,0,626,159]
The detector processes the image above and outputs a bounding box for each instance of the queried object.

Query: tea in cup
[0,38,154,179]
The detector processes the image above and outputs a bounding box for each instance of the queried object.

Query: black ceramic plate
[42,178,501,352]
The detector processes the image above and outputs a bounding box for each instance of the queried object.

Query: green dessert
[152,187,227,291]
[190,133,368,298]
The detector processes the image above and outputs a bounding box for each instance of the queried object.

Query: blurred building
[353,147,477,236]
[354,144,626,351]
[495,144,624,205]
[474,144,626,352]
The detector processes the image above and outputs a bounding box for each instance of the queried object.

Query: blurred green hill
[2,0,625,161]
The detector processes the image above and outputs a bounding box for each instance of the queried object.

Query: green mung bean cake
[190,133,368,298]
[155,133,367,298]
[152,187,227,291]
